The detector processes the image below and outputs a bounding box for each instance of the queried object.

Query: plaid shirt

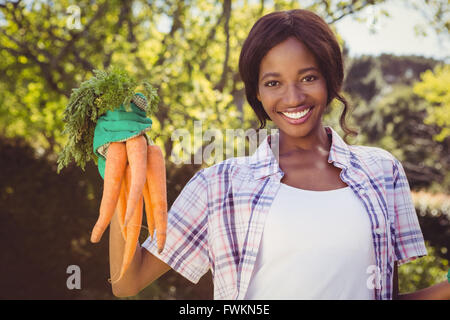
[142,126,427,300]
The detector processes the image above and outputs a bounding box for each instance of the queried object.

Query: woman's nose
[283,83,306,107]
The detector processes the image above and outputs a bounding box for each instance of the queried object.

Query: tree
[343,54,440,103]
[350,84,450,191]
[404,0,450,37]
[413,63,450,142]
[340,54,448,190]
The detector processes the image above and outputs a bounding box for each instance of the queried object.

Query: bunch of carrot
[90,135,167,283]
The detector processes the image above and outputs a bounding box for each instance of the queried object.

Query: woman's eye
[302,75,317,82]
[265,80,278,87]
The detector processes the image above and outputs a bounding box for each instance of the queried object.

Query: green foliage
[343,56,385,102]
[413,191,450,261]
[346,55,449,191]
[398,241,448,293]
[406,0,450,36]
[413,63,450,142]
[56,65,159,173]
[343,54,439,103]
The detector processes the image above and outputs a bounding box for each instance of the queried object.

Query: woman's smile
[278,105,315,124]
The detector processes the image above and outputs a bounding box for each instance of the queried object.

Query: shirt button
[375,227,383,235]
[359,188,367,196]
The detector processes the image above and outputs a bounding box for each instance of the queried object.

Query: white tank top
[244,183,376,300]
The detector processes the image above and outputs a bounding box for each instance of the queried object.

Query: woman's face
[257,37,328,140]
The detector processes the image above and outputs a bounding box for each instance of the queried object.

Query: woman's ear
[256,92,261,102]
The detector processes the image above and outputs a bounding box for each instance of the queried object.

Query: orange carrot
[142,182,155,240]
[146,144,168,253]
[113,165,143,283]
[91,142,127,243]
[117,178,128,241]
[123,135,148,226]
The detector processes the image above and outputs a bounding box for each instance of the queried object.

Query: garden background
[0,0,449,299]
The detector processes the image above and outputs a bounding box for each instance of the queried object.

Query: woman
[109,9,450,300]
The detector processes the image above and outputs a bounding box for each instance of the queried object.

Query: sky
[334,1,449,61]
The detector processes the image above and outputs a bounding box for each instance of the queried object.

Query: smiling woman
[257,38,328,140]
[109,8,450,301]
[239,9,357,143]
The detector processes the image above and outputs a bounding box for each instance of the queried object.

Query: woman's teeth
[281,107,311,119]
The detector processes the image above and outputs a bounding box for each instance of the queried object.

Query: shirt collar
[249,126,351,180]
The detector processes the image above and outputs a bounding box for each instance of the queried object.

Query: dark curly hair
[239,9,357,142]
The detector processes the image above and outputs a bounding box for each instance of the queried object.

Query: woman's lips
[279,104,313,113]
[278,105,315,125]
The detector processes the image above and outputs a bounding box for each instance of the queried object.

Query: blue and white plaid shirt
[143,126,427,300]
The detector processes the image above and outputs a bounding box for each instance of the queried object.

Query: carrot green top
[93,93,152,179]
[56,66,159,176]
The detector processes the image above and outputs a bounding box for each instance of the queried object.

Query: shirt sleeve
[391,159,428,266]
[142,168,210,283]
